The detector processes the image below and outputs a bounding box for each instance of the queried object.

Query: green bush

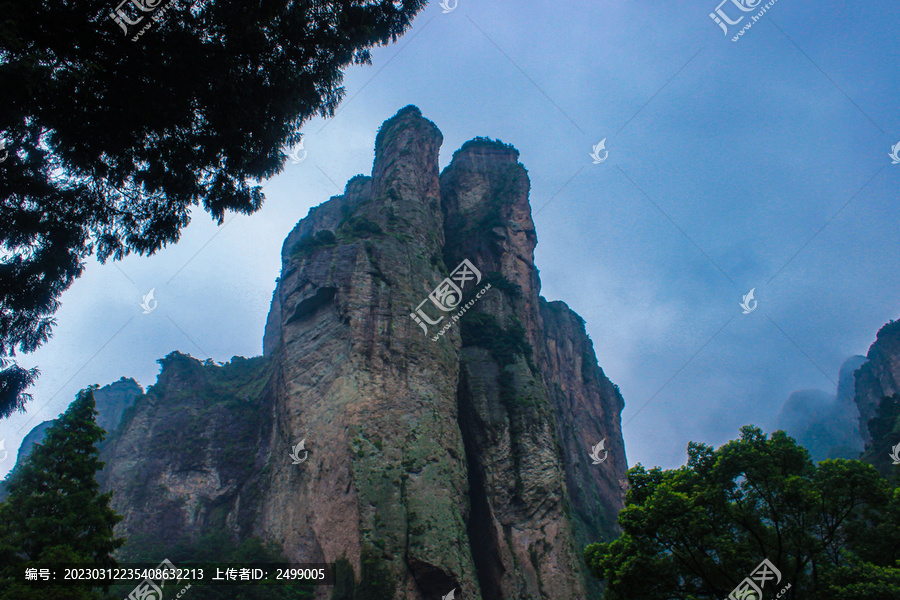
[461,312,534,370]
[291,230,337,258]
[341,217,383,238]
[357,546,395,600]
[452,136,519,162]
[483,271,521,299]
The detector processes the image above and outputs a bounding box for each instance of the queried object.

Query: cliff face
[258,106,479,600]
[98,107,627,600]
[854,320,900,443]
[14,421,54,467]
[14,377,142,465]
[440,139,625,598]
[98,355,274,551]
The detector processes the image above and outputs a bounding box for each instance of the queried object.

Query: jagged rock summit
[97,106,627,600]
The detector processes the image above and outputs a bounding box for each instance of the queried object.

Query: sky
[3,0,900,478]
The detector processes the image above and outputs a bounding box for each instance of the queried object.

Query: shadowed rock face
[0,377,142,502]
[855,320,900,443]
[98,107,627,600]
[441,139,625,599]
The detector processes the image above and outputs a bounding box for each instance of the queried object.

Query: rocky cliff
[14,420,53,467]
[0,377,142,501]
[13,376,142,465]
[96,106,627,600]
[854,320,900,444]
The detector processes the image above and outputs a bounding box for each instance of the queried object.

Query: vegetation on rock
[461,312,534,371]
[451,137,520,162]
[291,230,339,259]
[116,530,313,600]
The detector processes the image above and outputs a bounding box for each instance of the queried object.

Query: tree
[0,0,427,416]
[584,426,900,599]
[0,387,124,599]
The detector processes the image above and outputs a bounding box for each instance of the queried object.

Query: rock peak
[99,108,626,600]
[374,104,441,164]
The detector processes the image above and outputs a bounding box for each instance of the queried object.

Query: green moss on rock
[340,216,384,238]
[291,230,337,258]
[461,312,534,371]
[357,545,396,600]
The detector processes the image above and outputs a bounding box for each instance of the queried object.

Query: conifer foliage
[0,387,124,599]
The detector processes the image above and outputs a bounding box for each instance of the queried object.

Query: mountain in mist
[776,356,866,462]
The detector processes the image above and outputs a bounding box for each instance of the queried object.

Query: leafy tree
[0,0,427,416]
[585,426,900,599]
[0,387,124,599]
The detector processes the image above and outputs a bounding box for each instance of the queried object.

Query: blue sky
[2,0,900,478]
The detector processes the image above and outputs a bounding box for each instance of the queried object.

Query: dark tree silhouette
[0,0,427,416]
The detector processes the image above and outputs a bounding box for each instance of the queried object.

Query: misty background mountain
[775,356,866,461]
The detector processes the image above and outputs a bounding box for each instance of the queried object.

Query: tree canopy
[585,426,900,599]
[0,0,427,416]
